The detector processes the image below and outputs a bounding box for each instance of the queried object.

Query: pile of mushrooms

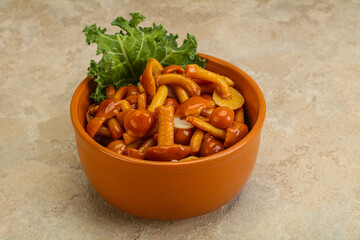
[85,58,249,161]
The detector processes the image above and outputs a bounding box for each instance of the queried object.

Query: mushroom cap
[161,65,185,75]
[145,145,191,161]
[210,106,235,129]
[124,109,156,138]
[224,122,249,148]
[141,59,163,97]
[123,148,145,159]
[199,133,224,157]
[106,140,126,155]
[175,96,212,118]
[212,87,244,110]
[86,99,121,137]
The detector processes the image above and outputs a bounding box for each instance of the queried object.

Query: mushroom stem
[186,116,226,140]
[147,85,168,112]
[185,64,231,99]
[113,86,128,100]
[155,105,175,146]
[170,84,189,103]
[141,58,163,96]
[155,73,201,97]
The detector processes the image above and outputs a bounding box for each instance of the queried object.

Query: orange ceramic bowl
[70,54,266,220]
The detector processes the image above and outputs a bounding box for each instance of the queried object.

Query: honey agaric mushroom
[113,86,128,100]
[89,104,99,115]
[122,123,157,145]
[170,84,189,103]
[234,107,245,123]
[86,99,122,138]
[186,116,226,140]
[86,103,97,122]
[119,99,132,112]
[147,85,168,112]
[145,145,191,161]
[123,148,145,159]
[189,129,205,155]
[174,128,193,145]
[97,126,112,138]
[138,81,145,93]
[187,116,248,148]
[209,106,235,129]
[137,92,147,109]
[212,87,245,110]
[185,64,231,99]
[200,108,214,118]
[125,84,140,98]
[106,85,116,98]
[125,139,145,149]
[122,132,140,145]
[161,65,185,75]
[221,76,235,87]
[115,100,133,127]
[138,137,157,153]
[124,109,156,138]
[141,58,163,97]
[200,94,216,108]
[175,96,212,118]
[155,106,174,146]
[155,74,201,97]
[164,98,180,110]
[198,83,217,94]
[145,106,191,161]
[224,122,249,148]
[191,75,234,87]
[107,118,124,140]
[106,140,126,155]
[199,133,225,157]
[125,94,138,106]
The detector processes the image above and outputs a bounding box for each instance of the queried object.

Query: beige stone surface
[1,0,360,239]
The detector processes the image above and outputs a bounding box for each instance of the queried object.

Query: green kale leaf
[83,12,206,103]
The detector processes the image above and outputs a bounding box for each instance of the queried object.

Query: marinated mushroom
[113,86,128,100]
[147,85,168,112]
[199,133,225,157]
[155,73,201,97]
[175,96,212,118]
[170,84,190,103]
[164,98,180,110]
[86,99,122,138]
[123,148,145,159]
[185,64,231,99]
[85,59,250,161]
[106,140,126,155]
[107,118,124,140]
[186,116,226,140]
[161,65,185,75]
[124,109,156,138]
[174,128,193,145]
[141,58,163,96]
[209,106,234,129]
[224,122,249,148]
[106,85,116,98]
[144,106,191,161]
[212,87,244,110]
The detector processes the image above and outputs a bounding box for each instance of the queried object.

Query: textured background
[1,0,360,239]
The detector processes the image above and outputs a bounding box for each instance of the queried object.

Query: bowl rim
[70,53,266,168]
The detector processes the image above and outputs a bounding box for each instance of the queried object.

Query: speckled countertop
[1,0,359,239]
